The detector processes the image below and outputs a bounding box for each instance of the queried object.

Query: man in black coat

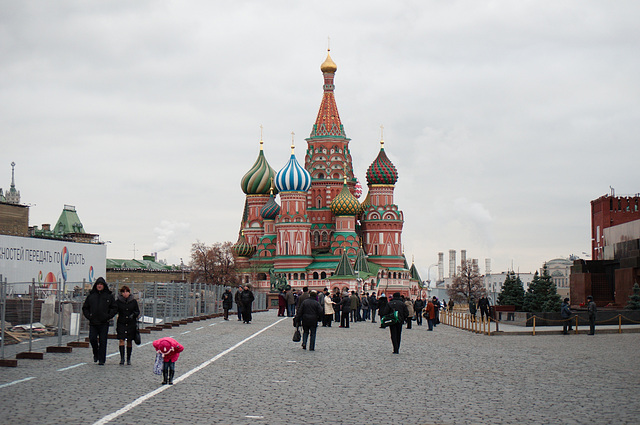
[240,285,255,324]
[386,292,410,354]
[82,277,117,365]
[414,297,425,326]
[221,288,233,321]
[339,290,351,328]
[294,290,323,351]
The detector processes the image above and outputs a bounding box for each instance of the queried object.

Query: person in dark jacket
[294,290,323,350]
[468,297,477,322]
[414,297,425,326]
[240,285,255,324]
[115,285,140,365]
[332,290,342,323]
[587,295,597,335]
[277,290,286,317]
[234,286,244,321]
[339,290,351,328]
[221,288,233,320]
[478,295,490,321]
[385,293,410,354]
[82,277,117,365]
[561,298,572,335]
[369,293,378,323]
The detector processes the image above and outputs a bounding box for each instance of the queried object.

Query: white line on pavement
[208,323,217,327]
[57,362,87,372]
[0,376,36,389]
[180,331,191,335]
[196,327,204,330]
[92,317,287,425]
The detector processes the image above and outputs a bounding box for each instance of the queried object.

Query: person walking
[340,290,351,328]
[234,286,244,321]
[241,285,255,324]
[350,291,359,322]
[468,297,477,322]
[369,293,378,323]
[414,297,424,326]
[432,296,441,327]
[285,287,296,317]
[561,298,572,335]
[82,277,117,365]
[295,290,324,351]
[221,287,233,321]
[332,289,342,324]
[297,286,310,310]
[425,297,435,331]
[115,285,140,365]
[323,289,335,327]
[448,299,454,312]
[385,293,409,354]
[587,295,597,335]
[404,296,415,329]
[361,292,370,321]
[478,295,490,321]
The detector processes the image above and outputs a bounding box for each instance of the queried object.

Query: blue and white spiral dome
[275,151,311,192]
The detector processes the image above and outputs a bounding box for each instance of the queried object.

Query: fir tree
[497,270,525,311]
[523,264,562,312]
[626,283,640,310]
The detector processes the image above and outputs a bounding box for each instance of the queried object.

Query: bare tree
[189,241,240,286]
[447,260,486,304]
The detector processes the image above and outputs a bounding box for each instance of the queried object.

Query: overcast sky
[2,1,639,279]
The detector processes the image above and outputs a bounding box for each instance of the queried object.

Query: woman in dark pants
[115,285,140,365]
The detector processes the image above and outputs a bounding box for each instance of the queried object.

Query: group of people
[82,277,139,366]
[221,285,255,324]
[278,286,447,353]
[561,295,598,335]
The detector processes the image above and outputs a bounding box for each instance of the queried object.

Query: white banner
[0,234,106,294]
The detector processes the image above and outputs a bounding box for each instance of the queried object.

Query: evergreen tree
[497,271,525,311]
[626,283,640,310]
[523,264,562,312]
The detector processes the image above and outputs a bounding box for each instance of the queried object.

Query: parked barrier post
[56,279,63,346]
[532,316,536,336]
[487,317,491,336]
[619,314,622,334]
[29,279,35,351]
[575,315,578,334]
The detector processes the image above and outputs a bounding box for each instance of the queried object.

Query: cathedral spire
[310,49,345,138]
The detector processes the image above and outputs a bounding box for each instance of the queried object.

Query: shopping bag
[153,353,163,375]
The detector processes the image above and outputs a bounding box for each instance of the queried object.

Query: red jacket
[153,337,184,363]
[425,301,435,320]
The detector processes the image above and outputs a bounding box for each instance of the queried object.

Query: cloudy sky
[2,1,639,279]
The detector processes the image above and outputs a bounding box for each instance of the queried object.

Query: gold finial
[380,125,384,148]
[259,124,264,150]
[290,131,295,154]
[412,254,415,265]
[343,161,347,184]
[269,177,274,195]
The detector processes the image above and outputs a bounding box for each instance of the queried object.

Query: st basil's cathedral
[232,50,423,299]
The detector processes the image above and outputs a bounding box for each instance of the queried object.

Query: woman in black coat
[115,285,140,365]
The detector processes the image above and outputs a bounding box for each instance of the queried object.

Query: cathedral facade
[232,51,422,297]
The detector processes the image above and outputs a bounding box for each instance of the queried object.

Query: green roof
[334,251,356,277]
[107,258,180,271]
[53,205,87,236]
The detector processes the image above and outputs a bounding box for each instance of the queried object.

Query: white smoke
[153,220,191,252]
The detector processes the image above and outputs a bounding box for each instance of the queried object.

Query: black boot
[161,370,168,385]
[126,346,132,365]
[168,370,174,385]
[119,346,125,365]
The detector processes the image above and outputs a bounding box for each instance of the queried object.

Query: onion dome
[366,140,398,186]
[320,49,337,73]
[261,192,280,220]
[331,181,360,216]
[359,191,371,214]
[232,231,255,258]
[354,179,363,199]
[241,139,278,195]
[275,142,311,192]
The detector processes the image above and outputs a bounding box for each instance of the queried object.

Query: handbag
[153,353,163,375]
[292,327,301,342]
[133,321,141,346]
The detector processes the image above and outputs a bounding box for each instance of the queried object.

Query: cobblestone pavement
[1,311,639,425]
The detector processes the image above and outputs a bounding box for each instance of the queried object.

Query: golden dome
[320,50,337,73]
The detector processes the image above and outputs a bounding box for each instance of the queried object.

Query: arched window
[313,272,319,279]
[301,273,305,279]
[321,272,327,279]
[293,273,298,280]
[317,173,324,180]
